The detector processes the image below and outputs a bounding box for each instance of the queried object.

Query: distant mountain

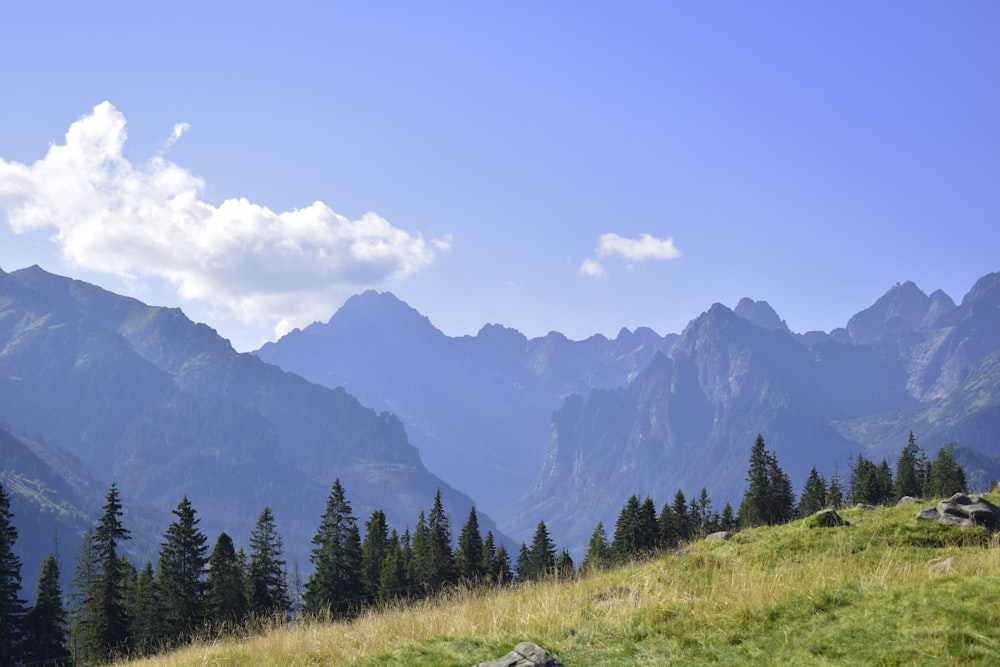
[255,290,678,512]
[0,266,501,580]
[503,274,1000,556]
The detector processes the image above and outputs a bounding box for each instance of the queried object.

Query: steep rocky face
[2,267,499,572]
[255,292,677,512]
[846,281,933,345]
[734,297,791,333]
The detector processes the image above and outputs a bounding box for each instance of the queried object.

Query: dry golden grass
[121,498,1000,666]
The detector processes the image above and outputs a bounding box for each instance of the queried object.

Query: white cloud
[163,121,191,149]
[0,101,448,341]
[579,258,608,280]
[596,232,681,261]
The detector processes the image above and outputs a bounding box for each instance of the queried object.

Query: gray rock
[812,509,848,527]
[915,494,1000,530]
[705,531,735,541]
[896,496,918,506]
[855,503,876,510]
[473,642,566,667]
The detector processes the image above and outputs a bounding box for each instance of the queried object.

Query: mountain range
[3,263,1000,575]
[0,265,499,583]
[257,274,1000,557]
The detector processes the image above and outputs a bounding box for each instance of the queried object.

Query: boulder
[855,503,876,510]
[915,493,1000,531]
[896,496,918,506]
[811,509,848,527]
[705,531,735,541]
[473,642,565,667]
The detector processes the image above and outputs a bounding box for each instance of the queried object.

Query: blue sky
[1,2,998,351]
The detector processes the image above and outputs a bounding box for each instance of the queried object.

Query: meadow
[123,495,1000,666]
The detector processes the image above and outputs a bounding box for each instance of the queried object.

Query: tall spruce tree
[247,507,290,618]
[23,553,69,667]
[481,531,497,583]
[672,489,693,541]
[304,480,362,618]
[408,512,430,594]
[360,509,389,601]
[205,533,247,627]
[928,445,968,497]
[526,521,556,580]
[68,529,97,665]
[90,483,132,660]
[157,496,209,642]
[738,435,795,527]
[515,543,531,582]
[377,530,406,602]
[0,482,26,667]
[798,467,828,517]
[129,561,161,653]
[493,543,513,585]
[455,507,485,583]
[425,490,456,590]
[894,431,924,500]
[581,522,611,572]
[611,495,641,563]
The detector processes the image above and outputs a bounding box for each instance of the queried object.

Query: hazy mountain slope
[1,266,503,575]
[255,290,677,512]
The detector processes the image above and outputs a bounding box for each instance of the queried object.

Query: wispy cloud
[163,122,191,150]
[578,258,608,280]
[579,232,680,280]
[0,102,449,340]
[596,232,681,262]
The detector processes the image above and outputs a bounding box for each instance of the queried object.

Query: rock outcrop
[916,493,1000,530]
[811,509,848,527]
[473,642,565,667]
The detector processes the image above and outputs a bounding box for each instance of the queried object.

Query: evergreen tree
[692,488,717,536]
[129,561,161,652]
[658,502,679,548]
[23,553,69,666]
[827,469,845,509]
[493,543,513,585]
[304,480,362,618]
[637,496,660,552]
[455,507,485,583]
[247,507,290,618]
[798,467,828,517]
[0,482,26,667]
[90,483,133,660]
[205,533,246,628]
[581,522,611,572]
[377,531,406,603]
[526,521,556,580]
[719,503,737,532]
[408,512,430,594]
[360,509,389,601]
[928,445,968,497]
[738,435,795,527]
[481,531,497,583]
[68,529,97,665]
[850,454,893,505]
[894,431,924,500]
[515,543,531,582]
[157,496,209,642]
[425,491,456,590]
[556,550,575,578]
[672,489,692,541]
[611,495,641,563]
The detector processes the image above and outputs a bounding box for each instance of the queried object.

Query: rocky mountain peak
[734,297,791,332]
[846,280,931,345]
[962,272,1000,308]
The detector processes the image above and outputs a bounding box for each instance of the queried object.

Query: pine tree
[493,543,513,585]
[205,533,247,628]
[556,550,575,578]
[672,489,692,541]
[408,512,430,594]
[481,531,498,583]
[23,553,69,666]
[515,543,531,581]
[0,482,26,667]
[928,445,968,497]
[90,483,132,660]
[798,467,828,517]
[157,496,209,642]
[247,507,290,618]
[658,501,679,548]
[894,431,924,500]
[611,495,641,563]
[692,488,716,537]
[526,521,556,580]
[129,561,161,652]
[455,507,485,583]
[637,496,659,552]
[304,480,362,618]
[581,522,611,572]
[377,531,406,603]
[738,435,795,527]
[425,491,456,590]
[719,503,737,532]
[360,509,389,601]
[68,529,97,665]
[827,470,845,509]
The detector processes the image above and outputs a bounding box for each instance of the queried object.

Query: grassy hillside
[123,496,1000,666]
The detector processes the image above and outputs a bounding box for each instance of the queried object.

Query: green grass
[124,497,1000,666]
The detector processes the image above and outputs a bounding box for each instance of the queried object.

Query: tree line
[0,432,974,665]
